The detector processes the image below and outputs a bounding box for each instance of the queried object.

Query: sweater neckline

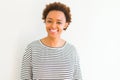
[38,39,68,50]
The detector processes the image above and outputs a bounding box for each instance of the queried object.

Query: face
[45,10,68,39]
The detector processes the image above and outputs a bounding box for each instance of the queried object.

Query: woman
[21,2,82,80]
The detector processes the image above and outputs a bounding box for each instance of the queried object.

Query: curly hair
[42,2,72,30]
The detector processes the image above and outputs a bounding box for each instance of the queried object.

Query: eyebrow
[46,18,62,21]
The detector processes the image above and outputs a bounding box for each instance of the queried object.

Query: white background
[0,0,120,80]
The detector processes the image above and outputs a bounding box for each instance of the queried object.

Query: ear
[64,22,69,29]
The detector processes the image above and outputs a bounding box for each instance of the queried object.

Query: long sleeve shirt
[21,40,82,80]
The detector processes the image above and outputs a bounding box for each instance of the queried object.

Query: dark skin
[41,10,68,48]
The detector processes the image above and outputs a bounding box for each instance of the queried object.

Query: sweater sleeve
[21,44,32,80]
[73,47,82,80]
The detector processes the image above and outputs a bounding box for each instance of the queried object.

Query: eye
[57,22,62,24]
[47,20,52,23]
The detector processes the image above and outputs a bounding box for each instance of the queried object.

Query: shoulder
[66,42,77,51]
[26,40,40,48]
[66,41,76,48]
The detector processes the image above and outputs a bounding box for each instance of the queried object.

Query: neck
[41,36,65,47]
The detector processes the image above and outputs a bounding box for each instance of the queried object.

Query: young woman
[21,2,82,80]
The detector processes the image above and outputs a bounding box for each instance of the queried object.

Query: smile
[50,29,58,33]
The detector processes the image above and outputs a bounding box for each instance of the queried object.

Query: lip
[49,29,58,33]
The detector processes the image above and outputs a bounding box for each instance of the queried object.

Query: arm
[73,47,82,80]
[74,55,82,80]
[21,45,32,80]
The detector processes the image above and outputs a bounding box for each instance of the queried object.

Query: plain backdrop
[0,0,120,80]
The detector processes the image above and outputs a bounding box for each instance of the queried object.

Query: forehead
[46,10,66,21]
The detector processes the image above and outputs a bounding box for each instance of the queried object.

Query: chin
[48,34,60,39]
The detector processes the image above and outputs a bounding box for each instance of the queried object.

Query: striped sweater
[21,40,82,80]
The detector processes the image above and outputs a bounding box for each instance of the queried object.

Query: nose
[51,22,57,29]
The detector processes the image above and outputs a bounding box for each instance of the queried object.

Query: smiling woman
[21,2,82,80]
[45,10,68,40]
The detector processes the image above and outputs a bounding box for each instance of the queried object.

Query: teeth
[50,29,57,32]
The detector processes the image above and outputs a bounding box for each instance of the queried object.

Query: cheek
[45,23,50,28]
[59,24,66,29]
[58,26,64,31]
[60,26,64,29]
